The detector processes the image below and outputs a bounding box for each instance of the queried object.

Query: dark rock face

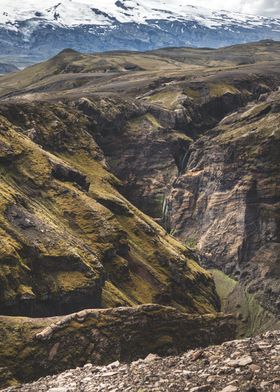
[168,94,280,317]
[51,163,90,192]
[0,284,101,318]
[0,305,236,387]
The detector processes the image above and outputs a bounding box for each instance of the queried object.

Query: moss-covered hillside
[0,100,219,317]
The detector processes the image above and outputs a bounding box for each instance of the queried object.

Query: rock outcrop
[0,304,236,387]
[2,328,279,392]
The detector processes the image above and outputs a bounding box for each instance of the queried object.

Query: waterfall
[162,148,190,233]
[178,150,189,175]
[162,195,172,233]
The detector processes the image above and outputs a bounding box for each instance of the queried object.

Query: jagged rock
[51,162,90,191]
[227,356,253,367]
[143,353,159,363]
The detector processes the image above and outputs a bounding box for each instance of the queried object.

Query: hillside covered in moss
[0,99,220,317]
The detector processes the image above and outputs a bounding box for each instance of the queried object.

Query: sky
[187,0,280,17]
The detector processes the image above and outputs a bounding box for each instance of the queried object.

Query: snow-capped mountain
[0,0,280,58]
[2,0,279,28]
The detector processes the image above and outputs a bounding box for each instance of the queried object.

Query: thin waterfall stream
[161,148,190,232]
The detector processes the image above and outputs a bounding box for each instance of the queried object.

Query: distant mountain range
[0,0,280,59]
[0,62,19,74]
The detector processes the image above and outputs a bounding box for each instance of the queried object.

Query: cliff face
[169,93,280,317]
[82,64,279,215]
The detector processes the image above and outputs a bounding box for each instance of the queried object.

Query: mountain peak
[56,48,81,56]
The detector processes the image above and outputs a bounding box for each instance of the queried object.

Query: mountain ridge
[0,0,280,61]
[1,0,279,27]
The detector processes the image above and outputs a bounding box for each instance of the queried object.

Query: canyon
[0,39,279,389]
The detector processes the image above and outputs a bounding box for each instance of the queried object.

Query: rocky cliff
[60,52,279,327]
[169,92,280,318]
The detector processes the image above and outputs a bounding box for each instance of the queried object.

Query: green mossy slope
[0,100,219,317]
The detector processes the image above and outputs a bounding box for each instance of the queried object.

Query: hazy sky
[187,0,280,17]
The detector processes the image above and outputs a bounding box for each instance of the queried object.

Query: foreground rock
[3,330,279,392]
[0,304,235,388]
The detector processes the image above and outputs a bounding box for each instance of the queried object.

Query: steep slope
[95,89,280,329]
[0,45,279,321]
[5,44,276,327]
[91,87,280,328]
[0,100,219,317]
[0,0,280,59]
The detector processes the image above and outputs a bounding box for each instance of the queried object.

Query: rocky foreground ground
[3,330,279,392]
